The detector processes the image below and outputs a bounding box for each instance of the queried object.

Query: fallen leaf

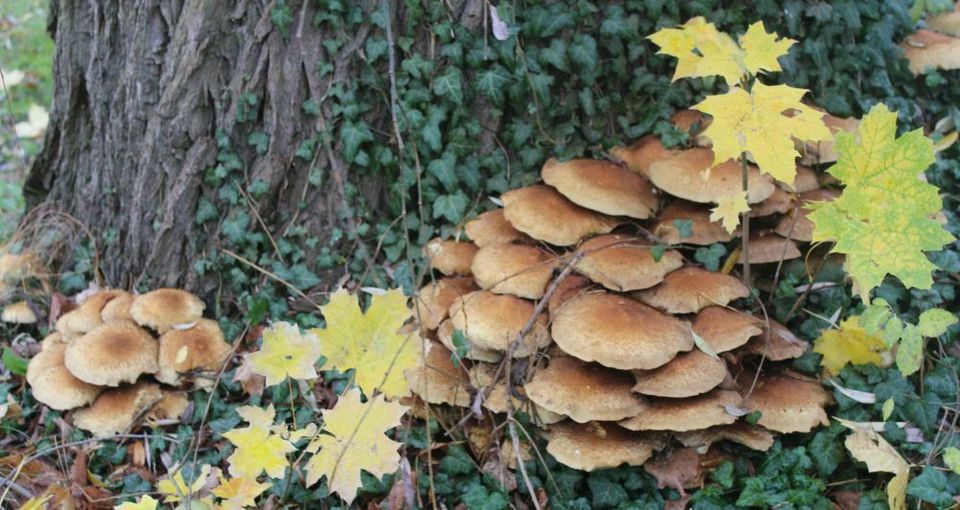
[233,353,265,397]
[644,448,702,494]
[248,321,321,386]
[813,317,887,375]
[710,193,749,234]
[489,5,509,41]
[212,473,271,510]
[223,406,296,479]
[114,495,159,510]
[837,417,910,510]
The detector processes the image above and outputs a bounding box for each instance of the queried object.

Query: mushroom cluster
[26,288,231,437]
[407,121,835,473]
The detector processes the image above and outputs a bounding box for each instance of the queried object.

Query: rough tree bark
[25,0,484,293]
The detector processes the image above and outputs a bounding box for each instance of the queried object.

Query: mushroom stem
[740,153,751,285]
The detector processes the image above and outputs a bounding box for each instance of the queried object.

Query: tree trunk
[25,0,481,295]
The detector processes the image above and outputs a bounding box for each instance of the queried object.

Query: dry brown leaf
[837,417,909,510]
[643,448,702,494]
[233,353,265,397]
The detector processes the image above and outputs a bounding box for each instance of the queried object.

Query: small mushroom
[447,291,550,357]
[674,422,775,452]
[738,232,801,264]
[436,320,503,362]
[144,391,190,425]
[900,29,960,75]
[609,135,678,178]
[414,277,477,331]
[101,292,135,322]
[740,320,808,361]
[156,319,231,387]
[468,363,564,424]
[670,109,712,147]
[551,292,692,371]
[525,355,646,423]
[741,372,833,433]
[799,113,859,165]
[463,209,531,247]
[72,381,164,437]
[545,421,664,471]
[750,186,796,217]
[692,307,764,354]
[471,243,557,299]
[26,342,102,410]
[423,239,479,277]
[501,185,622,246]
[64,321,159,386]
[129,288,205,333]
[573,234,684,292]
[547,274,593,317]
[653,201,737,245]
[404,340,473,407]
[928,5,960,37]
[631,349,728,399]
[541,158,659,219]
[57,290,128,339]
[2,301,37,324]
[619,390,741,432]
[647,149,776,205]
[635,267,750,314]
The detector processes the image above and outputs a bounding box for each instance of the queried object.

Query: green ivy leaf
[434,68,464,105]
[587,473,628,508]
[433,192,469,223]
[340,120,375,163]
[569,34,599,78]
[917,308,957,337]
[247,131,269,155]
[427,152,458,192]
[475,65,511,105]
[906,467,956,508]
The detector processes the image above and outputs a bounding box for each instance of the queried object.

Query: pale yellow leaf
[710,192,749,233]
[838,418,909,510]
[212,474,271,510]
[813,317,888,375]
[304,388,409,504]
[156,464,211,503]
[114,495,159,510]
[739,21,795,75]
[223,419,296,479]
[248,321,321,386]
[647,16,744,85]
[236,404,275,430]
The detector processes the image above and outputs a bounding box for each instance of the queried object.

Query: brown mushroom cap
[775,189,840,242]
[501,185,622,246]
[447,291,550,357]
[740,320,808,361]
[619,390,741,432]
[2,301,37,324]
[436,320,503,362]
[792,165,820,193]
[41,332,67,351]
[551,292,693,370]
[468,363,565,424]
[414,277,478,331]
[545,421,664,471]
[101,292,135,322]
[129,289,205,333]
[525,355,645,423]
[541,158,659,219]
[647,149,775,204]
[635,267,750,314]
[739,232,801,264]
[741,372,833,433]
[573,234,684,292]
[692,307,763,353]
[72,381,165,437]
[56,290,128,339]
[547,274,593,317]
[404,340,473,407]
[471,243,556,299]
[27,342,103,410]
[653,201,737,245]
[464,209,531,247]
[610,135,678,178]
[750,186,796,217]
[674,422,776,452]
[631,349,727,398]
[928,6,960,37]
[901,29,960,74]
[423,239,479,276]
[144,391,190,424]
[64,321,160,386]
[156,319,231,386]
[0,252,45,282]
[800,113,859,165]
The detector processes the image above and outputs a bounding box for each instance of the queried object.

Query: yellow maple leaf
[236,404,276,430]
[739,21,795,75]
[309,289,421,399]
[18,495,52,510]
[813,317,888,375]
[212,474,271,510]
[647,16,744,85]
[694,82,833,184]
[222,407,296,479]
[710,192,749,233]
[837,418,909,510]
[304,388,408,504]
[248,321,321,386]
[156,463,211,503]
[114,495,159,510]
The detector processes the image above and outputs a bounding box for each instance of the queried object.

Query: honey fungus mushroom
[573,234,683,292]
[64,321,160,386]
[470,243,556,299]
[524,356,645,423]
[72,381,165,437]
[550,292,692,370]
[447,291,551,357]
[26,342,102,410]
[619,390,742,432]
[545,421,664,471]
[741,372,833,433]
[129,288,205,333]
[56,290,129,339]
[501,185,622,246]
[635,267,750,314]
[405,340,473,407]
[631,349,727,398]
[541,158,659,219]
[423,238,478,276]
[156,319,232,387]
[2,301,37,324]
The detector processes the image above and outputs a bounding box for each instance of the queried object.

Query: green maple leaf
[808,104,955,297]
